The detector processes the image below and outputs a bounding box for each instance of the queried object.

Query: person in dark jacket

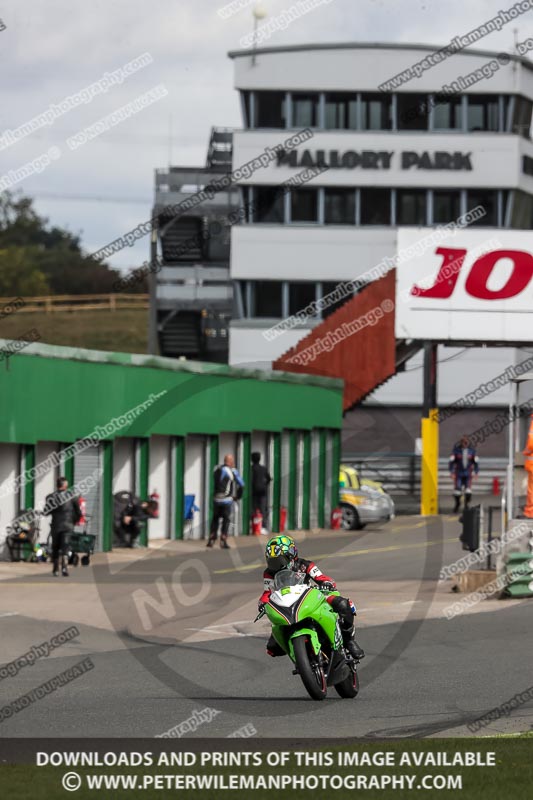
[44,477,82,577]
[113,491,156,548]
[251,452,271,534]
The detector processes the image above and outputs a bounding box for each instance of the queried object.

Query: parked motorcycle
[254,569,360,701]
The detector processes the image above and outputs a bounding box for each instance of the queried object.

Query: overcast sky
[1,0,532,271]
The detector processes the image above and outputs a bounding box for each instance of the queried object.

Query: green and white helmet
[265,535,298,572]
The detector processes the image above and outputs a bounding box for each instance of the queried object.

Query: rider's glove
[319,580,336,591]
[258,602,266,614]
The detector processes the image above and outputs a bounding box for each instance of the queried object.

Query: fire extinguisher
[149,489,160,518]
[78,497,87,527]
[279,506,287,533]
[330,507,342,530]
[252,509,263,535]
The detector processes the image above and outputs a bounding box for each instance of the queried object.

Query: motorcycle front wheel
[334,662,359,698]
[292,636,327,701]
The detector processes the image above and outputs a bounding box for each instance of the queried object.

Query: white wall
[148,436,171,540]
[232,45,533,98]
[230,323,311,368]
[0,444,19,551]
[369,346,518,406]
[231,225,396,281]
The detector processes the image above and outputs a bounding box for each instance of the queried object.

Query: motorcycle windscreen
[273,568,304,590]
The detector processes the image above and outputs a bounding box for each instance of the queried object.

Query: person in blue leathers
[449,435,479,513]
[206,454,244,549]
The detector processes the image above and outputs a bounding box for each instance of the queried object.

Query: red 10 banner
[396,230,533,342]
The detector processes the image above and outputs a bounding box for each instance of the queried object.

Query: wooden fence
[0,294,149,313]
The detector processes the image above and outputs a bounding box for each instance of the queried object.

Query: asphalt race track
[0,516,532,739]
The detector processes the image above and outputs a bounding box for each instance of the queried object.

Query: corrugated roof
[0,339,343,390]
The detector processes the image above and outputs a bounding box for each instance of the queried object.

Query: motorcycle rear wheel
[334,662,359,698]
[293,636,327,701]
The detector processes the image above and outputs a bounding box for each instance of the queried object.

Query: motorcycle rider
[449,434,479,513]
[258,534,365,661]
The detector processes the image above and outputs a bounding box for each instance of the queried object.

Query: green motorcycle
[255,569,360,701]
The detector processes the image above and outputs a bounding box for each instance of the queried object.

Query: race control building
[226,42,533,455]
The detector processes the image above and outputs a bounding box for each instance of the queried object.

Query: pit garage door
[0,444,19,553]
[34,442,59,543]
[113,438,135,494]
[252,430,271,530]
[74,444,102,551]
[148,436,172,540]
[309,430,321,529]
[184,435,206,540]
[280,431,291,518]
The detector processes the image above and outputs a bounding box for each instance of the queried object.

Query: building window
[254,281,283,317]
[396,190,427,225]
[289,282,317,317]
[321,281,352,317]
[324,188,355,224]
[324,92,358,129]
[292,93,319,127]
[290,188,318,223]
[396,94,429,130]
[467,190,498,226]
[361,93,392,130]
[432,95,462,130]
[432,190,461,224]
[360,188,391,225]
[512,96,533,138]
[236,281,249,317]
[502,95,512,131]
[241,91,252,127]
[253,186,285,223]
[255,91,287,128]
[467,95,499,131]
[510,190,533,228]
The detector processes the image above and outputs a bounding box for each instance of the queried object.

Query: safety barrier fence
[0,294,148,314]
[343,454,508,498]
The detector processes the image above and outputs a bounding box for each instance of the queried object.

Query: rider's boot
[341,620,365,660]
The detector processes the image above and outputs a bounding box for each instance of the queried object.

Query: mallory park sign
[276,149,472,171]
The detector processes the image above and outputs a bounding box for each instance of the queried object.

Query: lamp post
[252,4,267,66]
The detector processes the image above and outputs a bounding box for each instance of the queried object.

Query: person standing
[207,454,244,549]
[44,477,82,577]
[251,451,271,534]
[449,435,479,513]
